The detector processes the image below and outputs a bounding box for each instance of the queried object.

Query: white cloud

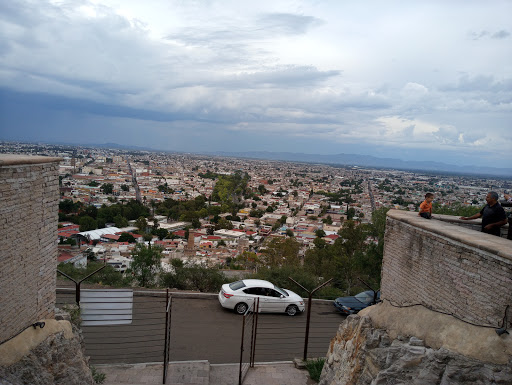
[0,0,511,167]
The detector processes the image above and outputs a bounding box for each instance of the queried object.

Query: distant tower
[71,150,76,174]
[238,238,249,253]
[185,231,195,257]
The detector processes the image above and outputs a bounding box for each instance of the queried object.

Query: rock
[0,321,93,385]
[319,314,512,385]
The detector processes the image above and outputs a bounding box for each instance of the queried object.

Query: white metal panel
[81,289,133,326]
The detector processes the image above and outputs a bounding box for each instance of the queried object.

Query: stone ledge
[0,319,73,366]
[0,154,62,166]
[387,209,512,262]
[359,301,512,365]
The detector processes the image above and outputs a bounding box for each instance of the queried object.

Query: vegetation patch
[305,358,325,382]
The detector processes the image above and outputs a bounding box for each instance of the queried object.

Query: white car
[218,279,305,316]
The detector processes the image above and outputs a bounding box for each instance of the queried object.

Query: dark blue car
[334,290,380,315]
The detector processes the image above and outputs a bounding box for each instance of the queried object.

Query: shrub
[91,366,106,384]
[305,358,325,382]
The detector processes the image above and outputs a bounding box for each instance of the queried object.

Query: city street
[63,292,344,365]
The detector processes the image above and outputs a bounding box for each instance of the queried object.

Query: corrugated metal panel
[81,289,133,326]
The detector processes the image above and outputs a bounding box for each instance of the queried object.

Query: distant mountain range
[5,140,511,178]
[206,151,512,178]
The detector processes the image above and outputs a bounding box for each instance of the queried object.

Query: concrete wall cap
[386,209,512,262]
[0,154,62,166]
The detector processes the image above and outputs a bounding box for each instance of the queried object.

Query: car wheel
[235,302,248,315]
[286,305,298,316]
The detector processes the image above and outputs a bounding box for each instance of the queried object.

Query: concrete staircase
[98,360,312,385]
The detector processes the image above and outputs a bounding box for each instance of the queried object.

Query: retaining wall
[381,210,512,327]
[0,155,61,343]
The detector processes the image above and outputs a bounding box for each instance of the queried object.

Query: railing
[56,288,168,365]
[163,290,172,384]
[248,299,339,362]
[56,287,344,385]
[239,298,259,385]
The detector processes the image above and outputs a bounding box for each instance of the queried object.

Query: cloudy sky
[1,0,511,167]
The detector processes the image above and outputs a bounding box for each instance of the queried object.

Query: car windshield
[229,281,246,290]
[354,291,374,304]
[273,286,288,297]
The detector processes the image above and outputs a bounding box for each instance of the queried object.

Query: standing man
[460,192,507,237]
[504,192,512,240]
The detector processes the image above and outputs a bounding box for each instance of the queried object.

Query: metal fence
[247,298,337,363]
[238,298,259,385]
[56,286,343,385]
[56,288,168,365]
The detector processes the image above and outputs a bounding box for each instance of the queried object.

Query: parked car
[218,279,305,316]
[333,290,380,315]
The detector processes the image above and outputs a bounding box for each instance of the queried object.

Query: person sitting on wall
[460,191,507,237]
[418,193,434,219]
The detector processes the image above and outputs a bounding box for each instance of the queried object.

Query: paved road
[57,290,344,365]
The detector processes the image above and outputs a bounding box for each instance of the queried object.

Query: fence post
[250,298,259,367]
[288,277,333,361]
[57,262,106,306]
[163,289,170,384]
[239,312,246,385]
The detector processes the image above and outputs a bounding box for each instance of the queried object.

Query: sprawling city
[1,0,511,384]
[2,139,510,283]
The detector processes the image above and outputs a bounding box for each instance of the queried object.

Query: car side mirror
[280,295,285,299]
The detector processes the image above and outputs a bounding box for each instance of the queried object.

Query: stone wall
[319,210,512,384]
[0,315,94,385]
[320,310,512,385]
[381,210,512,327]
[0,155,61,344]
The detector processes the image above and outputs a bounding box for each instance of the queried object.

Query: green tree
[129,243,163,287]
[233,251,259,270]
[100,183,114,194]
[260,237,300,267]
[121,184,130,192]
[57,261,133,287]
[79,215,97,231]
[83,205,98,219]
[315,229,326,238]
[114,215,129,228]
[333,220,369,293]
[59,199,82,214]
[135,216,148,233]
[185,263,225,292]
[432,202,481,217]
[155,228,169,240]
[211,171,250,209]
[118,232,136,243]
[216,218,233,230]
[286,229,294,237]
[191,218,201,229]
[313,237,327,249]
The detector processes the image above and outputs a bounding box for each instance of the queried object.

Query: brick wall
[0,155,62,343]
[381,210,512,327]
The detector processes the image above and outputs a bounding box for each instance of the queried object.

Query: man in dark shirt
[460,192,507,236]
